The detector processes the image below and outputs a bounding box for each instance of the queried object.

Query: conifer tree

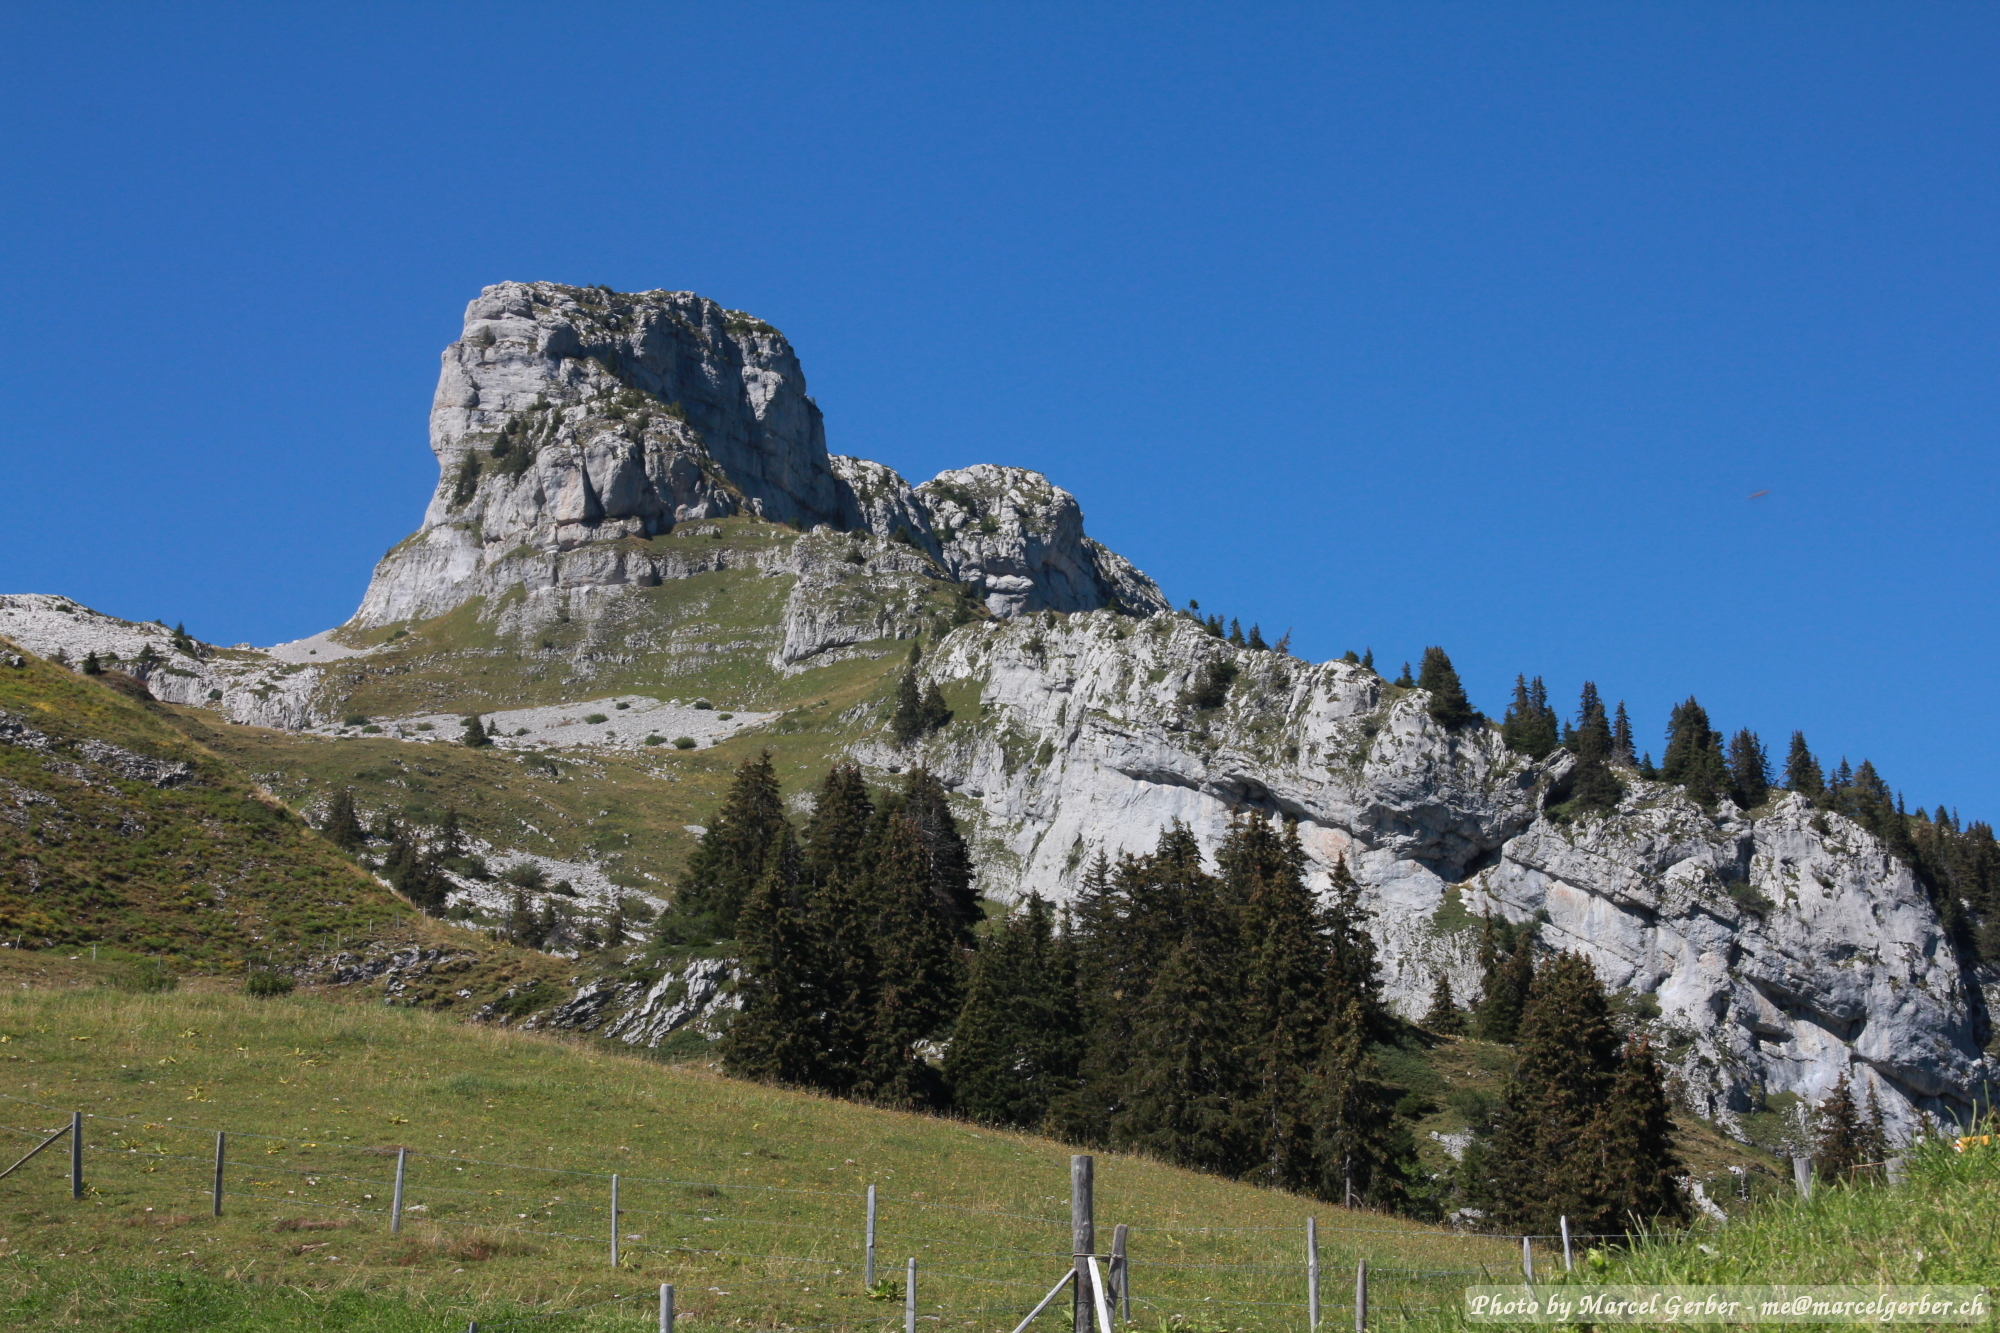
[1112,931,1249,1176]
[859,811,964,1108]
[1322,858,1383,1030]
[1812,1073,1869,1184]
[1360,648,1373,671]
[1246,624,1268,651]
[1227,619,1245,646]
[1500,676,1560,758]
[82,651,102,675]
[890,642,927,745]
[1568,682,1623,814]
[945,896,1080,1129]
[322,789,366,852]
[1581,1036,1688,1229]
[1487,952,1620,1231]
[506,889,539,947]
[1612,702,1637,767]
[724,826,817,1083]
[668,751,787,939]
[1233,816,1330,1190]
[898,768,980,939]
[918,681,953,735]
[802,765,874,889]
[1423,972,1467,1035]
[1475,918,1535,1043]
[1661,698,1729,807]
[461,714,493,748]
[1312,999,1408,1207]
[1394,662,1414,688]
[1728,729,1771,808]
[1784,732,1825,798]
[1417,647,1477,731]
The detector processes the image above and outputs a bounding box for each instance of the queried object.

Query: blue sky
[3,4,1995,814]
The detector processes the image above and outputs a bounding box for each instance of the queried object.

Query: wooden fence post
[1072,1156,1095,1333]
[390,1147,407,1234]
[69,1112,82,1200]
[212,1132,225,1218]
[1307,1216,1321,1330]
[867,1183,878,1288]
[1112,1222,1129,1322]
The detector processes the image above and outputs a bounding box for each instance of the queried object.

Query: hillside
[0,980,1527,1331]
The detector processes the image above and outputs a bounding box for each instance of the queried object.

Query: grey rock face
[351,283,1167,633]
[895,610,1990,1136]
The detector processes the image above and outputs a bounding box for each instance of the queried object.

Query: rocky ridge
[890,610,1992,1137]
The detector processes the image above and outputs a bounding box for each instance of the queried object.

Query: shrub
[644,734,665,746]
[244,970,294,998]
[718,712,734,721]
[208,689,223,701]
[414,722,433,732]
[502,863,549,891]
[693,699,714,710]
[360,724,382,733]
[615,701,631,710]
[115,959,179,993]
[584,713,609,725]
[673,737,697,749]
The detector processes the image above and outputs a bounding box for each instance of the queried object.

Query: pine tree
[461,714,493,748]
[668,752,787,939]
[1312,999,1408,1208]
[1475,918,1535,1043]
[918,682,953,735]
[1500,676,1559,759]
[945,896,1080,1129]
[1580,1036,1688,1230]
[1661,698,1728,807]
[1360,648,1373,671]
[1417,647,1477,731]
[1612,702,1637,767]
[322,789,366,852]
[1227,618,1245,646]
[1112,931,1249,1176]
[1394,662,1414,688]
[1728,729,1771,808]
[802,764,875,890]
[81,651,102,675]
[859,811,964,1108]
[1322,858,1383,1030]
[1487,952,1620,1232]
[1423,972,1467,1035]
[1784,732,1825,798]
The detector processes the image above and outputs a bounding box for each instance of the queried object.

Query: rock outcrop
[892,610,1992,1136]
[351,283,1166,633]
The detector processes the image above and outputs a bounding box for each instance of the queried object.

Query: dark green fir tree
[1728,729,1771,808]
[1784,732,1825,798]
[1500,676,1560,759]
[461,714,493,748]
[945,895,1080,1129]
[859,811,964,1108]
[1423,972,1467,1035]
[1417,647,1478,731]
[666,751,787,940]
[322,788,366,852]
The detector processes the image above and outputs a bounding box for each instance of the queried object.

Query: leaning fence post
[69,1112,81,1200]
[660,1282,675,1333]
[1560,1216,1572,1271]
[1354,1257,1367,1333]
[1793,1156,1813,1199]
[611,1173,622,1267]
[866,1183,878,1288]
[1307,1216,1321,1330]
[1521,1236,1533,1283]
[390,1146,407,1234]
[1112,1221,1129,1322]
[212,1131,226,1218]
[905,1257,918,1333]
[1072,1156,1095,1333]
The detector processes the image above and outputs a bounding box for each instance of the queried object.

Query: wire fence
[0,1091,1617,1331]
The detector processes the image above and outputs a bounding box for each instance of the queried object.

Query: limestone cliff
[352,283,1165,639]
[892,610,1992,1137]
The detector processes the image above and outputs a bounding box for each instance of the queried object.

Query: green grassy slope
[0,983,1525,1332]
[0,645,405,964]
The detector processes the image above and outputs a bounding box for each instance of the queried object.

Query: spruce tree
[802,764,875,889]
[1728,729,1771,808]
[1812,1073,1868,1184]
[1784,732,1825,798]
[1423,972,1467,1035]
[461,714,493,748]
[799,862,876,1095]
[1111,931,1250,1176]
[1487,952,1620,1232]
[1581,1036,1688,1230]
[1394,662,1414,688]
[322,789,366,852]
[918,682,953,736]
[1312,999,1408,1208]
[945,896,1080,1129]
[1246,624,1268,651]
[1322,858,1383,1030]
[889,642,927,745]
[1417,647,1477,731]
[1475,918,1535,1043]
[1501,676,1559,759]
[724,826,817,1083]
[1228,618,1245,646]
[899,768,980,939]
[668,751,787,939]
[1233,816,1330,1190]
[1567,682,1623,815]
[1661,698,1729,807]
[1360,647,1373,671]
[82,651,102,675]
[859,811,964,1108]
[1612,702,1637,767]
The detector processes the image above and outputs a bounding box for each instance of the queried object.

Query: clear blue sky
[3,5,1996,816]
